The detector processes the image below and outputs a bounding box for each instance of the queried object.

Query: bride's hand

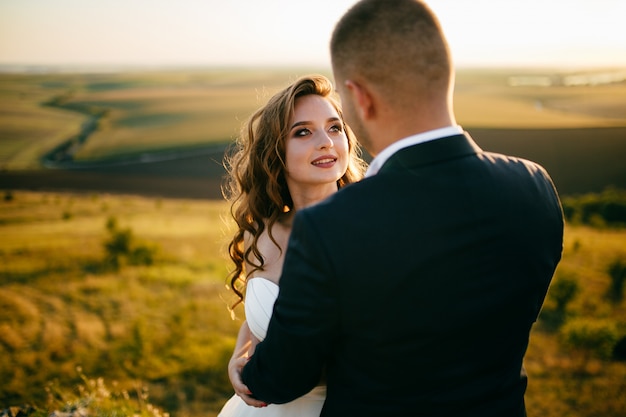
[228,354,268,408]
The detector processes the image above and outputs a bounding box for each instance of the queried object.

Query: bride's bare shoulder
[244,220,290,284]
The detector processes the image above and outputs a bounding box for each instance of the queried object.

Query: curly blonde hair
[223,74,367,307]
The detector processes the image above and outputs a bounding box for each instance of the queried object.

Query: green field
[0,69,329,168]
[1,191,625,416]
[1,67,625,169]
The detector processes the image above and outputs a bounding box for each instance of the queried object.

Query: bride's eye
[329,124,343,133]
[294,128,311,137]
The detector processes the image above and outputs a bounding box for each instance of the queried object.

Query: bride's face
[284,94,349,202]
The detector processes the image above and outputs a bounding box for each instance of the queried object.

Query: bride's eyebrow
[290,121,311,130]
[290,117,341,131]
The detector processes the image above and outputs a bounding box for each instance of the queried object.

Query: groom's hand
[228,355,268,408]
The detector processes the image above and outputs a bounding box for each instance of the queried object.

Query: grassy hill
[1,67,625,169]
[0,191,241,415]
[0,69,320,168]
[1,190,625,416]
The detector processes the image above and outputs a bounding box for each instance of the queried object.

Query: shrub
[606,258,626,304]
[103,217,157,270]
[561,187,626,227]
[103,217,132,270]
[129,246,155,266]
[551,274,579,312]
[539,272,579,331]
[560,318,619,361]
[614,336,626,361]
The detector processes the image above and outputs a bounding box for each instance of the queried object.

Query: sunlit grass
[0,190,624,416]
[523,220,626,416]
[558,225,626,312]
[0,191,240,415]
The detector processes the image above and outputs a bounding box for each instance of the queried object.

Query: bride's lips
[311,155,337,168]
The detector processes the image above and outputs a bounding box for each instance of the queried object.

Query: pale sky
[1,0,625,69]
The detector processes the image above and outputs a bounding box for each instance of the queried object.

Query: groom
[238,0,564,416]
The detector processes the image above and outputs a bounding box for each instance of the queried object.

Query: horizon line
[1,62,626,75]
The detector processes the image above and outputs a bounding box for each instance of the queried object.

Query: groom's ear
[344,79,375,120]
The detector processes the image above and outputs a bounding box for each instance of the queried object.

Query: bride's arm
[228,321,267,407]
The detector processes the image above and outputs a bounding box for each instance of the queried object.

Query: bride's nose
[317,131,334,149]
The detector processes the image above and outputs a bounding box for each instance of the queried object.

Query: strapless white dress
[218,278,326,417]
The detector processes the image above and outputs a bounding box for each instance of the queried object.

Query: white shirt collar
[364,125,464,177]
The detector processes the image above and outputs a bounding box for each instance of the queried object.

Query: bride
[219,74,366,416]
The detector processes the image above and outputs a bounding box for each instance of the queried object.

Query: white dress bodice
[218,277,326,417]
[244,278,280,341]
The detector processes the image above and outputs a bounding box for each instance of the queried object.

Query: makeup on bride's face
[284,94,349,193]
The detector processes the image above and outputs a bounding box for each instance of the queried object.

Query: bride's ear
[344,79,375,120]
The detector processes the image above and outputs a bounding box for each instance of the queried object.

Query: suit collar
[366,126,463,177]
[378,133,483,174]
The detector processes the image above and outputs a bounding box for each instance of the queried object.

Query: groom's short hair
[330,0,452,107]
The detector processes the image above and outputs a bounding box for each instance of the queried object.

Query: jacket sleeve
[241,207,338,404]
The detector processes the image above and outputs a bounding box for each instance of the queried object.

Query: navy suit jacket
[242,133,563,417]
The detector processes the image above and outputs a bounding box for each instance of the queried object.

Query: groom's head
[330,0,455,154]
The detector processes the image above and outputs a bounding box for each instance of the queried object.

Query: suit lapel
[379,133,483,173]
